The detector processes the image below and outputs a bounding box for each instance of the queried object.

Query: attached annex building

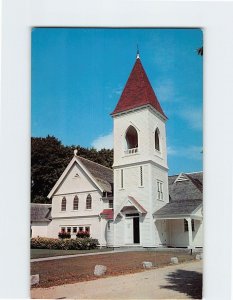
[31,53,203,249]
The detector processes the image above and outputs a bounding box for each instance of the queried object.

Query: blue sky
[32,28,203,175]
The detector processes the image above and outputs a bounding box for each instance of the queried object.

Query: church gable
[54,162,98,196]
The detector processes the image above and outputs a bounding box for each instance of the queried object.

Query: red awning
[100,209,114,220]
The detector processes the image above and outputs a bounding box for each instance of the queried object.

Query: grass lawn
[31,248,113,259]
[31,250,197,288]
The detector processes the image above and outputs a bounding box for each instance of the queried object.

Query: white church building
[31,53,203,249]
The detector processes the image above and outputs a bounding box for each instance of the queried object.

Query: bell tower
[111,52,169,247]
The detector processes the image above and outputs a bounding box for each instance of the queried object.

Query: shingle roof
[78,156,113,193]
[169,172,203,202]
[31,204,52,222]
[111,57,167,118]
[154,172,203,217]
[154,199,202,217]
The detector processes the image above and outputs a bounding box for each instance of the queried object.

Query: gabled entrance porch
[114,196,147,246]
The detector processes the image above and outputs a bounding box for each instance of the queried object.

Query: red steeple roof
[111,56,167,118]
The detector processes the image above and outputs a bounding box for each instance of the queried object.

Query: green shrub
[31,237,99,250]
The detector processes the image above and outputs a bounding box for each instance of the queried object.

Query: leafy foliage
[31,135,113,203]
[31,237,99,250]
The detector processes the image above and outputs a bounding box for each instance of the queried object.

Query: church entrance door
[133,217,140,244]
[125,213,140,244]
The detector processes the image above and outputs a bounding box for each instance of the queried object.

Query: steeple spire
[111,54,167,119]
[136,44,140,59]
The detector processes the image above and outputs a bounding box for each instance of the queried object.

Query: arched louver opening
[61,197,66,211]
[86,194,92,209]
[155,128,160,151]
[73,195,79,210]
[125,125,138,154]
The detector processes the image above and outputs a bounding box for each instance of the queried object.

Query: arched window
[125,125,138,153]
[86,194,92,209]
[155,128,160,151]
[73,195,79,210]
[61,197,66,211]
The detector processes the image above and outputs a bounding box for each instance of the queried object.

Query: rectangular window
[85,226,90,232]
[109,199,113,208]
[79,226,83,231]
[121,169,124,189]
[67,227,71,233]
[184,219,195,232]
[157,180,163,200]
[140,166,143,186]
[61,227,65,233]
[73,227,77,233]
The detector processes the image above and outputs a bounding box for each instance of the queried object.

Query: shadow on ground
[160,269,202,299]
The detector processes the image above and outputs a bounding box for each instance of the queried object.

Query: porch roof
[153,199,202,219]
[31,203,52,222]
[114,196,147,219]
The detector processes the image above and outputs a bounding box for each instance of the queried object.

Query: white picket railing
[124,148,138,155]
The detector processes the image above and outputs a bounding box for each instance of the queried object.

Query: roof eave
[47,156,105,199]
[111,104,167,121]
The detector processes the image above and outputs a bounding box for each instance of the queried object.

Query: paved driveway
[31,260,202,299]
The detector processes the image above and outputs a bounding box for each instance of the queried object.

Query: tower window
[157,180,163,200]
[140,166,143,186]
[86,194,92,209]
[121,169,124,189]
[155,128,160,151]
[61,197,66,211]
[73,195,79,210]
[125,125,138,154]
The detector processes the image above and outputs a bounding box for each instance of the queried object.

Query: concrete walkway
[31,248,143,262]
[31,247,198,262]
[31,260,203,299]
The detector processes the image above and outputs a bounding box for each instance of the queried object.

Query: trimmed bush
[31,237,99,250]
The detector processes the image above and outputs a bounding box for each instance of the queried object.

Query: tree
[31,136,113,203]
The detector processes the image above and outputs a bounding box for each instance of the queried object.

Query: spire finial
[136,44,140,59]
[74,149,78,156]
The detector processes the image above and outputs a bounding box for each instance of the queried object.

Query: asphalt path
[31,260,202,299]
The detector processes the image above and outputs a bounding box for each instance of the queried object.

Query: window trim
[157,180,163,201]
[73,195,79,210]
[139,166,143,187]
[61,197,67,211]
[86,194,92,210]
[154,128,160,152]
[124,125,139,155]
[120,169,124,189]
